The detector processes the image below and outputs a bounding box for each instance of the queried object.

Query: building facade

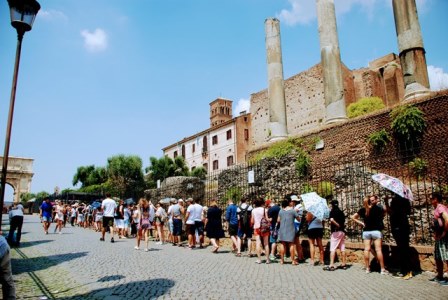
[162,98,251,173]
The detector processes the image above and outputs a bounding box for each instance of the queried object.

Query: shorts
[228,224,238,237]
[77,214,84,222]
[307,228,324,239]
[362,230,382,240]
[294,222,301,238]
[237,226,253,239]
[42,216,52,223]
[103,216,114,230]
[186,223,196,235]
[254,228,270,238]
[434,235,448,261]
[95,216,103,222]
[115,219,125,229]
[330,231,346,252]
[195,221,204,235]
[173,219,182,236]
[168,220,173,233]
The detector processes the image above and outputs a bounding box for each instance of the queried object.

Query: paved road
[5,215,448,299]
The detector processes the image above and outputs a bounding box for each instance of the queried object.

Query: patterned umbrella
[371,173,414,201]
[300,192,330,220]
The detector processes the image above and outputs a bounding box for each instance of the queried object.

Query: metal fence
[150,147,448,246]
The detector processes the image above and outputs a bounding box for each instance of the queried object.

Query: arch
[0,156,34,204]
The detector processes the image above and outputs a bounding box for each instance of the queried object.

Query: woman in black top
[351,195,388,275]
[205,200,225,253]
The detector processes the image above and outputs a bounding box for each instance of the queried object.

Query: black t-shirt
[329,208,345,233]
[267,205,281,227]
[357,205,384,231]
[389,195,410,229]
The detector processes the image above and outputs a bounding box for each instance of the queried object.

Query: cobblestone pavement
[5,215,448,299]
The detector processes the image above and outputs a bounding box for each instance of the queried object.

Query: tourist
[428,192,448,285]
[135,198,155,250]
[7,202,24,247]
[170,199,184,247]
[77,204,85,227]
[193,199,205,248]
[53,200,65,234]
[95,206,103,232]
[323,200,347,271]
[131,204,139,238]
[184,198,197,249]
[115,200,126,239]
[277,199,300,265]
[385,193,412,279]
[306,209,325,266]
[166,199,175,243]
[225,198,240,256]
[155,202,168,244]
[237,197,254,257]
[291,194,305,263]
[351,195,388,275]
[205,200,225,253]
[267,199,280,261]
[39,197,53,235]
[251,198,270,264]
[100,193,117,243]
[0,233,15,299]
[70,204,77,226]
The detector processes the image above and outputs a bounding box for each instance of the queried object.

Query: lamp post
[0,0,40,226]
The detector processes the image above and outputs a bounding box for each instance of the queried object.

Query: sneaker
[144,248,148,252]
[59,232,62,235]
[429,276,445,283]
[380,269,390,275]
[100,238,105,241]
[439,280,448,286]
[134,246,139,250]
[156,241,162,245]
[111,238,115,243]
[365,269,371,274]
[269,254,276,261]
[402,272,413,280]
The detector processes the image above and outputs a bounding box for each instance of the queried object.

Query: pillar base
[268,122,288,142]
[403,82,431,101]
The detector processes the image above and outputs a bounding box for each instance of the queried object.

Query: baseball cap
[185,198,193,202]
[265,199,271,206]
[290,195,300,202]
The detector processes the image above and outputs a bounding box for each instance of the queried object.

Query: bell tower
[210,98,233,127]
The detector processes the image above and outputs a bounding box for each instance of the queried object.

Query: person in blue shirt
[39,197,53,234]
[225,198,240,256]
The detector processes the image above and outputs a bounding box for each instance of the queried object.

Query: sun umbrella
[300,192,330,220]
[91,201,101,209]
[159,197,172,205]
[124,198,135,205]
[371,173,413,201]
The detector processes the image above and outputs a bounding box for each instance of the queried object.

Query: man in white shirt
[100,193,117,243]
[184,198,196,248]
[7,203,24,247]
[193,200,204,248]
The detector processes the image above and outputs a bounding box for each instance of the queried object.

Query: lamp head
[8,0,41,34]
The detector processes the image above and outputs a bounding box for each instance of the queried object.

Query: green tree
[107,155,145,199]
[173,156,190,176]
[190,166,207,180]
[20,192,35,205]
[146,156,175,184]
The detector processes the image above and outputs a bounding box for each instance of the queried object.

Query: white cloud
[428,65,448,91]
[234,98,250,116]
[81,28,108,53]
[38,9,68,22]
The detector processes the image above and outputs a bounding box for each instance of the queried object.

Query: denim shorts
[42,216,52,223]
[362,230,382,240]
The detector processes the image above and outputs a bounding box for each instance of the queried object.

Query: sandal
[339,265,348,270]
[235,253,242,257]
[323,266,335,271]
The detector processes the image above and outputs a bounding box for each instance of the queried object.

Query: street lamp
[0,0,40,225]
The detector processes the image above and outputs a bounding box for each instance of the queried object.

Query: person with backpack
[225,198,240,256]
[429,192,448,285]
[251,198,271,264]
[237,198,254,257]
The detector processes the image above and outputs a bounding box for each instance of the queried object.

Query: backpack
[239,205,250,229]
[260,209,270,234]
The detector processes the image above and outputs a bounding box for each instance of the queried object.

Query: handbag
[260,209,270,234]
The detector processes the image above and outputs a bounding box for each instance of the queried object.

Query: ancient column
[265,18,288,141]
[392,0,430,100]
[316,0,347,124]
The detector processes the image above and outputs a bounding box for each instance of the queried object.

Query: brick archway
[0,156,34,203]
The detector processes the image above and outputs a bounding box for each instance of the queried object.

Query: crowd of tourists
[31,191,448,286]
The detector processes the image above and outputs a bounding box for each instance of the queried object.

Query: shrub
[408,157,428,179]
[367,129,391,153]
[224,187,242,202]
[390,105,426,143]
[295,149,311,178]
[300,184,314,194]
[315,181,334,198]
[347,97,385,118]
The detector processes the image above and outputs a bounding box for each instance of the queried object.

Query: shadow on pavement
[14,239,54,249]
[11,251,89,275]
[62,278,175,299]
[98,275,126,282]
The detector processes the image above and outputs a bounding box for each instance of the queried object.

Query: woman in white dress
[53,200,65,234]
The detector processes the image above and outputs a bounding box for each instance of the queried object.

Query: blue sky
[0,0,447,198]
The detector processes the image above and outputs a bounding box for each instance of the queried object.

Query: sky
[0,0,447,199]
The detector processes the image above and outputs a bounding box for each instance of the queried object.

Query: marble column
[265,18,288,141]
[316,0,347,124]
[392,0,430,100]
